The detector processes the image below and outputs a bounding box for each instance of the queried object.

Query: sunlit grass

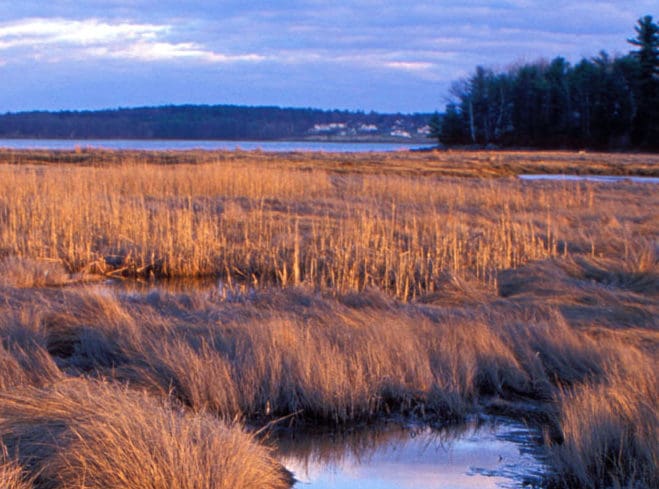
[1,150,656,299]
[0,379,289,489]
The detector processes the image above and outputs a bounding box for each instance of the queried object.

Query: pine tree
[628,15,659,148]
[439,103,467,145]
[428,112,442,143]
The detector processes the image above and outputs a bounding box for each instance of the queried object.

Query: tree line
[0,105,429,141]
[432,15,659,150]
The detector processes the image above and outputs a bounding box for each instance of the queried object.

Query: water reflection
[276,418,546,489]
[104,276,220,294]
[104,279,263,309]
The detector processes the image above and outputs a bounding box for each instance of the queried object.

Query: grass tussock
[0,280,657,487]
[0,300,63,390]
[0,342,62,391]
[547,349,658,489]
[0,281,636,426]
[0,379,290,489]
[0,268,655,487]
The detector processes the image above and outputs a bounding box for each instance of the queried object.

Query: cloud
[384,61,435,72]
[86,41,265,63]
[0,15,450,80]
[0,18,263,64]
[0,1,654,112]
[0,18,166,48]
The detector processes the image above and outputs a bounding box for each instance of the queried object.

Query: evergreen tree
[628,15,659,148]
[545,57,571,142]
[438,103,467,145]
[428,112,442,142]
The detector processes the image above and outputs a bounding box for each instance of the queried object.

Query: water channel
[0,138,430,152]
[276,418,548,489]
[518,174,659,184]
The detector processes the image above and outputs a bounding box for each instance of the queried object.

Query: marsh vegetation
[0,149,657,488]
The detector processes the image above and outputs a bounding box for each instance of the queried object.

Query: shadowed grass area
[547,356,658,489]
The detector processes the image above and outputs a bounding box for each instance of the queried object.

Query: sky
[0,1,656,114]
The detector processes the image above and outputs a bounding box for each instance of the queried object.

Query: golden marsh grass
[0,149,657,488]
[1,150,657,299]
[0,379,289,489]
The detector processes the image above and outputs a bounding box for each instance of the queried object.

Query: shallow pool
[277,418,547,489]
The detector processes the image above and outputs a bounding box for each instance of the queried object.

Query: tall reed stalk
[1,154,655,300]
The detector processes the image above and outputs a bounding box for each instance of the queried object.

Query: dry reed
[0,151,656,300]
[0,445,32,489]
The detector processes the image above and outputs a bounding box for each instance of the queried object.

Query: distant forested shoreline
[0,105,432,142]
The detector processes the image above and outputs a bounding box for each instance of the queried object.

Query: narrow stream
[276,417,548,489]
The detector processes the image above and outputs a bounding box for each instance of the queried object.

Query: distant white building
[358,124,378,132]
[309,123,347,133]
[390,129,411,138]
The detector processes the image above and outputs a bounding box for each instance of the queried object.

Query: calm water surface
[277,418,547,489]
[519,174,659,184]
[0,139,431,152]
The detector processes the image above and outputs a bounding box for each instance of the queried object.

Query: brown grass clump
[28,287,470,422]
[0,379,290,489]
[0,342,62,391]
[14,284,617,427]
[0,297,62,390]
[0,264,655,488]
[547,348,658,489]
